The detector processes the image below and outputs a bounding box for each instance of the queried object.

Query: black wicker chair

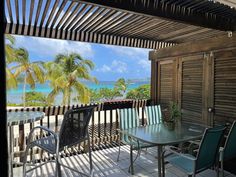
[23,105,97,177]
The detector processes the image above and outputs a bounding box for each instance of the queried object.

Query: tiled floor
[14,146,236,177]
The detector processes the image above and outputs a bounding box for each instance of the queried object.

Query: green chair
[145,105,162,125]
[166,126,226,177]
[117,108,155,174]
[219,121,236,177]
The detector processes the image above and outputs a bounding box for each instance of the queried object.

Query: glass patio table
[7,111,45,177]
[121,122,207,177]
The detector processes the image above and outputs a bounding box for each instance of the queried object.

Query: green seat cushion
[167,153,195,174]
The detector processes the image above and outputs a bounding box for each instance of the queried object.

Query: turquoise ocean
[7,80,149,105]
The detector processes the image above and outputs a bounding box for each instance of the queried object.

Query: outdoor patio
[14,145,236,177]
[1,0,236,177]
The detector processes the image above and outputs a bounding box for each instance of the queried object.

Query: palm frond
[6,68,18,89]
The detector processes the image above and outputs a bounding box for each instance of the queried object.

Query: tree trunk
[67,90,71,106]
[22,73,26,107]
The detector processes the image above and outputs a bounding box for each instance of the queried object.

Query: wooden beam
[149,34,236,60]
[5,23,173,49]
[77,0,236,31]
[0,0,8,176]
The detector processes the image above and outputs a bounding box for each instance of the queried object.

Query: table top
[121,122,207,146]
[7,111,45,126]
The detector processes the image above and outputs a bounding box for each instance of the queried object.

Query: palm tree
[5,34,18,89]
[13,48,45,107]
[45,53,97,105]
[114,78,129,97]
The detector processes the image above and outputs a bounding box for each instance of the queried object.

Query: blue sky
[13,35,151,81]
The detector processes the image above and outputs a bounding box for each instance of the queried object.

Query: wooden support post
[0,0,8,176]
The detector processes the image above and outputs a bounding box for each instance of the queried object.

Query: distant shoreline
[7,80,150,105]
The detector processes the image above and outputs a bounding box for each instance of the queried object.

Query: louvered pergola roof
[4,0,236,49]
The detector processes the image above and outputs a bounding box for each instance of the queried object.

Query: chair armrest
[27,126,59,144]
[166,146,197,161]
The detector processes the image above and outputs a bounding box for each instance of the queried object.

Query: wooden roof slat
[122,19,163,36]
[69,4,96,31]
[100,13,132,33]
[39,0,51,27]
[28,0,35,26]
[113,17,151,35]
[61,3,83,30]
[50,0,67,28]
[22,0,26,25]
[6,0,13,23]
[77,0,236,31]
[55,1,77,29]
[94,13,127,32]
[60,3,83,30]
[91,11,125,33]
[102,14,139,34]
[93,12,128,33]
[85,10,118,33]
[34,0,43,27]
[14,0,19,24]
[108,16,148,34]
[4,0,236,49]
[74,7,105,32]
[45,0,60,28]
[67,4,90,31]
[80,8,110,32]
[72,6,99,32]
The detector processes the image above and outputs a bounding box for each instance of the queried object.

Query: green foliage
[45,53,96,105]
[7,102,23,107]
[25,91,47,106]
[5,34,18,89]
[126,84,150,99]
[114,78,128,97]
[89,88,121,102]
[163,101,181,122]
[7,91,47,107]
[89,89,102,103]
[13,48,45,107]
[99,88,121,101]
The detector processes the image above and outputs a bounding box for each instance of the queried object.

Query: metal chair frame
[116,108,155,175]
[219,121,236,177]
[165,126,226,177]
[23,105,96,177]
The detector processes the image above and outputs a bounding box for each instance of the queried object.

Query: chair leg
[117,140,121,162]
[128,146,134,175]
[56,153,62,177]
[88,139,93,177]
[221,160,224,177]
[23,145,30,176]
[162,150,165,177]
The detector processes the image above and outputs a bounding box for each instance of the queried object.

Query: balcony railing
[7,99,151,165]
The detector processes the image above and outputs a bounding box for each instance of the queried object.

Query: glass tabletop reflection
[121,122,207,145]
[7,111,45,126]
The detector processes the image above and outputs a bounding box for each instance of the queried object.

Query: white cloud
[99,65,111,72]
[111,60,127,73]
[103,44,151,72]
[14,35,94,60]
[103,45,150,58]
[96,60,127,73]
[138,59,151,70]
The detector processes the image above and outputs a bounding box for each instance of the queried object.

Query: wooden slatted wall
[214,49,236,125]
[159,61,174,108]
[180,56,205,124]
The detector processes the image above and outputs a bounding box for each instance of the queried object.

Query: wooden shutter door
[178,54,211,125]
[213,49,236,125]
[158,60,177,108]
